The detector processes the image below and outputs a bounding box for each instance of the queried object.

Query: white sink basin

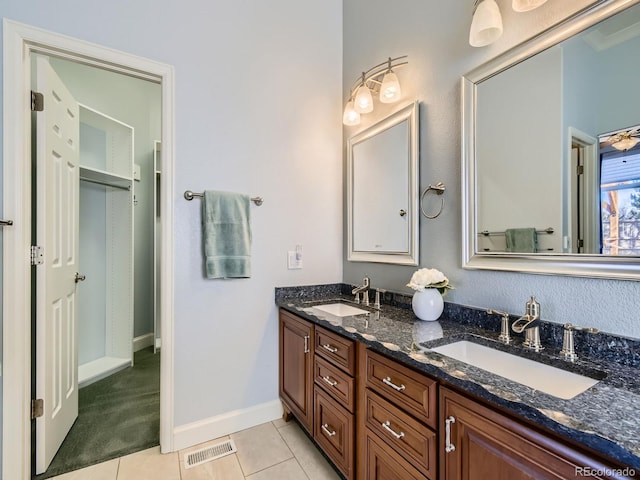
[312,303,369,317]
[430,341,600,399]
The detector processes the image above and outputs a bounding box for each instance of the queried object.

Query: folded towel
[505,228,537,253]
[203,190,252,278]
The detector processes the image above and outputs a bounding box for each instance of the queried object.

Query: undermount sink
[430,340,601,400]
[312,303,369,317]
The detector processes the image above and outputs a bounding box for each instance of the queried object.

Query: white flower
[407,268,452,292]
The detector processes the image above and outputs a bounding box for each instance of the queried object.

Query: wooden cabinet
[279,310,314,433]
[440,387,626,480]
[360,348,437,480]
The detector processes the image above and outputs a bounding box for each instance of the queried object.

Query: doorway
[3,19,175,480]
[31,53,161,477]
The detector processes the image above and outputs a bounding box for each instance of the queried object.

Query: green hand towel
[203,190,252,278]
[505,228,537,253]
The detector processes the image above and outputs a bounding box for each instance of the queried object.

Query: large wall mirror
[462,0,640,279]
[347,101,419,265]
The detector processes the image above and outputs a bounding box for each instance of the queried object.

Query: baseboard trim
[133,333,155,352]
[172,400,283,451]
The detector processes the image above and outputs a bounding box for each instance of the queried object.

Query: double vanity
[276,284,639,479]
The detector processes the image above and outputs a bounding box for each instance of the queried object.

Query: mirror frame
[462,0,640,280]
[347,101,419,265]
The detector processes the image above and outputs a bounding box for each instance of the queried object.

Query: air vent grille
[184,439,237,469]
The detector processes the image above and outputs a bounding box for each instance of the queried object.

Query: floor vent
[184,439,237,469]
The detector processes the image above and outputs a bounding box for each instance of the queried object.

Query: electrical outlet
[287,247,303,269]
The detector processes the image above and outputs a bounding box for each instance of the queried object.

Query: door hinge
[31,91,44,112]
[31,399,44,419]
[576,165,584,175]
[31,245,44,265]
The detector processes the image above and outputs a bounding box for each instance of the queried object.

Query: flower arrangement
[407,267,453,294]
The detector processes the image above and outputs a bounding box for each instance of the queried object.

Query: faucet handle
[487,309,511,344]
[560,323,598,362]
[525,296,540,318]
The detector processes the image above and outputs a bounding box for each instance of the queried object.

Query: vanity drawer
[364,389,436,478]
[314,355,355,412]
[314,387,354,479]
[315,326,356,375]
[365,349,437,429]
[365,429,427,480]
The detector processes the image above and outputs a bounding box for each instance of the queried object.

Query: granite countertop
[276,286,640,471]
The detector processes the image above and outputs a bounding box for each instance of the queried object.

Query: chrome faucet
[560,323,599,362]
[512,296,543,351]
[487,309,512,344]
[352,276,370,305]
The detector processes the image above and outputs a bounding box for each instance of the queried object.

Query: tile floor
[48,418,342,480]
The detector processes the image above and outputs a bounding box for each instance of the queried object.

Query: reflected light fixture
[612,134,640,151]
[469,0,503,47]
[343,56,408,126]
[512,0,549,12]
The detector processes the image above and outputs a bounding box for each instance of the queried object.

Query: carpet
[36,347,160,479]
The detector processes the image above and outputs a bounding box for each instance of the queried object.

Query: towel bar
[478,227,553,237]
[184,190,263,206]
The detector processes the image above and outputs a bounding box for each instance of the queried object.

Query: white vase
[412,288,444,321]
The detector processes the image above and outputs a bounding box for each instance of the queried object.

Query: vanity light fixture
[469,0,503,47]
[343,56,408,126]
[512,0,548,13]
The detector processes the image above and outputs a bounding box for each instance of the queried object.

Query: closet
[78,104,135,387]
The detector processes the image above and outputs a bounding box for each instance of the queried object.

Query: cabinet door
[440,387,625,480]
[279,310,314,433]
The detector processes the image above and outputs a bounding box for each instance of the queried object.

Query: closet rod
[80,176,131,191]
[184,190,263,206]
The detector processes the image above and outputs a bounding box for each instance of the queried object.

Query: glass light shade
[379,71,402,103]
[342,100,361,126]
[354,84,374,113]
[469,0,503,47]
[612,136,640,151]
[512,0,548,12]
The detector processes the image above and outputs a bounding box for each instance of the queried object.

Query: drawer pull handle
[322,344,339,353]
[382,376,406,392]
[381,421,405,440]
[445,415,456,453]
[321,423,337,437]
[304,335,310,354]
[322,375,338,387]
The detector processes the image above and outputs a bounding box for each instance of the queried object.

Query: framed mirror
[462,0,640,280]
[347,101,419,265]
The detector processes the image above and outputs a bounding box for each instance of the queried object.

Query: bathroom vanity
[277,286,638,480]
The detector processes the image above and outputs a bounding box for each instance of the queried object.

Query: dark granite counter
[275,284,640,472]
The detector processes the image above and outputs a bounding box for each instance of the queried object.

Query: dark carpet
[36,347,160,479]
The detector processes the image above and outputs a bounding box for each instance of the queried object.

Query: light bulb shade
[469,0,503,47]
[342,100,361,126]
[354,84,374,113]
[612,136,640,151]
[512,0,548,12]
[379,71,402,103]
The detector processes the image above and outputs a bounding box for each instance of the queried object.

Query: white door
[34,55,80,474]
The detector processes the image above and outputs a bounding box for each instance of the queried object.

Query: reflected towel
[505,228,537,253]
[203,190,252,278]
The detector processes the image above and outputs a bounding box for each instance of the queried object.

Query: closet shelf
[80,166,132,190]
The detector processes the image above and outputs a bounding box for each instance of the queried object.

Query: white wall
[0,0,343,448]
[343,0,640,340]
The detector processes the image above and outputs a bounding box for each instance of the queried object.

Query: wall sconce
[512,0,548,12]
[469,0,503,47]
[343,56,408,126]
[470,0,551,48]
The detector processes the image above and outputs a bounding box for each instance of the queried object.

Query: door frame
[3,19,176,479]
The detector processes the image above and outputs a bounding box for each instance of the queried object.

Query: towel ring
[420,182,446,219]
